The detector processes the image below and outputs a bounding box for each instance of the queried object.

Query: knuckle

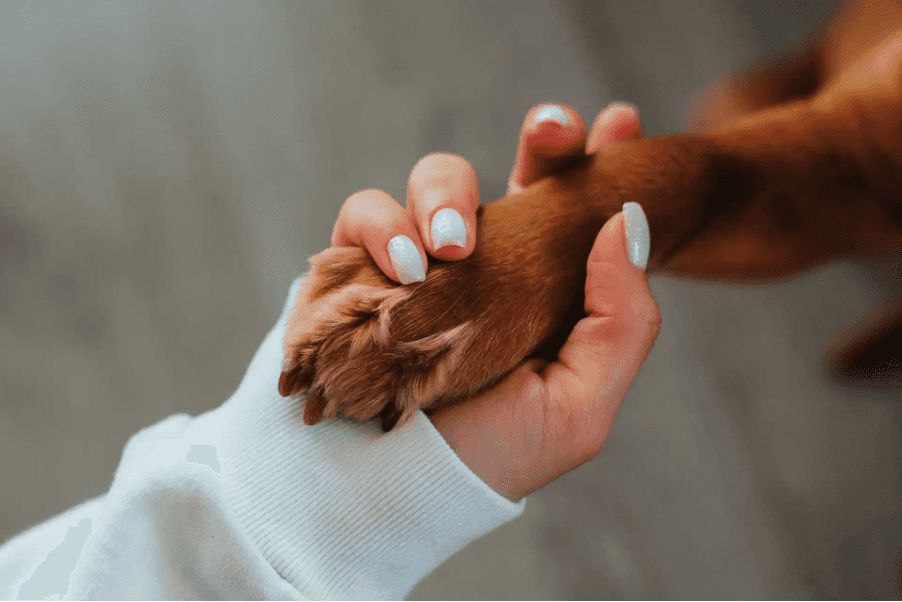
[338,190,399,236]
[425,151,465,164]
[646,308,662,334]
[412,153,472,183]
[351,189,395,213]
[587,258,621,285]
[337,195,369,227]
[599,315,631,344]
[342,188,379,215]
[348,187,386,203]
[584,261,624,311]
[641,304,663,341]
[414,152,455,171]
[574,314,630,346]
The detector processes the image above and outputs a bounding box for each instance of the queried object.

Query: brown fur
[281,0,902,432]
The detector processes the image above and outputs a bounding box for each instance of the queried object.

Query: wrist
[427,402,530,503]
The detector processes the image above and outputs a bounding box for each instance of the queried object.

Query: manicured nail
[388,235,426,284]
[535,104,570,126]
[622,202,650,271]
[431,208,467,250]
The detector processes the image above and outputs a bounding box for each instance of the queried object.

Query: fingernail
[388,235,426,284]
[622,202,650,271]
[535,104,570,126]
[431,208,467,250]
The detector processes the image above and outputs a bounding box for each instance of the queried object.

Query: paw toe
[278,366,306,398]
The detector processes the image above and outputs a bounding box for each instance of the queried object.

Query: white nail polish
[535,104,570,126]
[388,235,426,284]
[431,208,467,250]
[622,202,650,270]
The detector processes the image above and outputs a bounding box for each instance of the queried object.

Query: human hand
[327,102,660,502]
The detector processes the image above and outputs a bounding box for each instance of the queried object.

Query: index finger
[508,103,587,196]
[406,152,480,261]
[585,102,643,153]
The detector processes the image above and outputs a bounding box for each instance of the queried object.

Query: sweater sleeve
[0,273,526,601]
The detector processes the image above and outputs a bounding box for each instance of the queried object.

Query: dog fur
[281,0,902,432]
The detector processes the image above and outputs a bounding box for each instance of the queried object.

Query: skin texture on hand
[428,209,660,502]
[319,102,660,502]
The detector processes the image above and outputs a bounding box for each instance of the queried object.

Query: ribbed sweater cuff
[199,274,526,599]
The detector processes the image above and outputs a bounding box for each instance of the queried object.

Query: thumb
[552,202,659,409]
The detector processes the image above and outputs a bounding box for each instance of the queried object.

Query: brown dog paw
[278,245,511,431]
[278,226,582,432]
[279,247,443,431]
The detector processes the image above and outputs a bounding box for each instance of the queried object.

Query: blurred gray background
[2,0,901,598]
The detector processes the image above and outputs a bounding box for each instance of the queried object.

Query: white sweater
[0,274,525,600]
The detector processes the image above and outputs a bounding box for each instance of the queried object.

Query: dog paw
[276,247,482,432]
[278,239,578,432]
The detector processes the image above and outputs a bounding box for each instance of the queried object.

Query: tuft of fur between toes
[278,221,581,433]
[279,246,497,433]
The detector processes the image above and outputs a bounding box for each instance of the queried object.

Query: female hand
[330,102,660,502]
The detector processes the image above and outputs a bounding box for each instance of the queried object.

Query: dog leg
[282,84,902,430]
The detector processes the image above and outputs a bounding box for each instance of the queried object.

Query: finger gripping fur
[278,211,584,432]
